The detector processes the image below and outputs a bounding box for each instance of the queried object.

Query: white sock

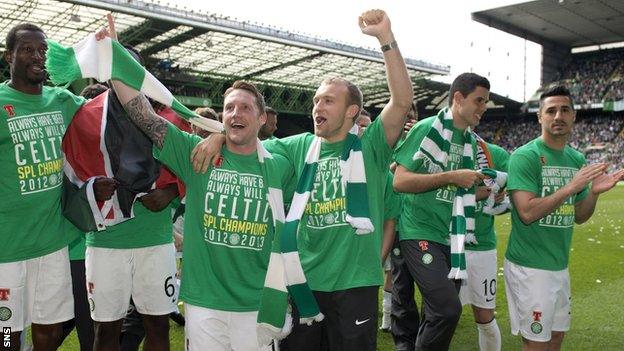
[477,318,501,351]
[382,290,392,313]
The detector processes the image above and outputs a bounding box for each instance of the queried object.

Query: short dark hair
[321,77,363,114]
[5,23,45,52]
[80,83,108,99]
[359,109,371,117]
[265,106,278,116]
[449,73,490,107]
[539,85,574,109]
[195,106,219,121]
[223,80,266,115]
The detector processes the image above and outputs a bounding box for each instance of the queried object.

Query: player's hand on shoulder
[191,133,226,174]
[93,177,118,202]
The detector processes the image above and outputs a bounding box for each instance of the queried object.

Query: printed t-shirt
[393,115,472,245]
[155,123,292,311]
[263,117,392,291]
[505,137,588,270]
[0,82,84,262]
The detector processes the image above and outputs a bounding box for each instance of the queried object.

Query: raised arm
[95,15,169,149]
[359,10,413,148]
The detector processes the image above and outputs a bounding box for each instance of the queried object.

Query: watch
[381,41,399,52]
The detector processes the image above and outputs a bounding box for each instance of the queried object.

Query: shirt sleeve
[507,151,541,194]
[490,144,510,172]
[153,123,201,183]
[383,172,401,220]
[361,116,393,171]
[574,152,590,202]
[61,88,87,123]
[393,120,428,172]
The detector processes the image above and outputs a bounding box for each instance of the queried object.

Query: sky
[171,0,543,102]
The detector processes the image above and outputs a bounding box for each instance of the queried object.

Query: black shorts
[281,286,378,351]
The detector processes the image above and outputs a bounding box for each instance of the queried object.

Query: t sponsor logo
[532,311,542,322]
[540,155,546,166]
[87,282,94,294]
[0,289,9,301]
[418,241,429,251]
[3,104,15,117]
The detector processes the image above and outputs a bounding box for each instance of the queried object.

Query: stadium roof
[0,0,458,111]
[472,0,624,48]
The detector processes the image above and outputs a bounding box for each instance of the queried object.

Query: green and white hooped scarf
[45,34,222,133]
[413,107,485,280]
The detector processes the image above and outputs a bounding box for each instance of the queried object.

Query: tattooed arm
[111,80,168,149]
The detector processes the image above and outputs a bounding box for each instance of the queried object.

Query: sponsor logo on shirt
[0,289,9,301]
[3,104,15,117]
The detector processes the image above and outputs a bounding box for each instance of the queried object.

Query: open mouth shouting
[230,121,246,130]
[314,116,327,127]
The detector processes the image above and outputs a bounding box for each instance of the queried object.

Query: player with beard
[0,24,87,351]
[190,9,413,350]
[504,85,624,351]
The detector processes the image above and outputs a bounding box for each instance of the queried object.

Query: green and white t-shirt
[393,115,473,245]
[86,200,174,249]
[0,82,85,263]
[467,143,510,251]
[263,117,392,292]
[155,123,292,311]
[505,137,589,271]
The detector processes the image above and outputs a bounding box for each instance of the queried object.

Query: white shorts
[0,248,73,331]
[459,249,497,309]
[504,259,571,342]
[86,243,178,322]
[185,304,272,351]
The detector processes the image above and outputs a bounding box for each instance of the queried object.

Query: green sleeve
[361,116,393,170]
[60,88,86,123]
[153,123,201,183]
[507,151,541,194]
[488,143,510,172]
[393,119,430,172]
[383,172,401,220]
[574,152,590,202]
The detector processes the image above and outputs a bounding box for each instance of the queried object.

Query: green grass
[58,186,624,350]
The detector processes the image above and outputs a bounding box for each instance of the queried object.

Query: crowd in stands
[543,48,624,104]
[477,114,624,172]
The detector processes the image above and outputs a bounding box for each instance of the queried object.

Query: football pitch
[58,185,624,350]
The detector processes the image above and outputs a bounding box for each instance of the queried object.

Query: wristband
[380,41,399,52]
